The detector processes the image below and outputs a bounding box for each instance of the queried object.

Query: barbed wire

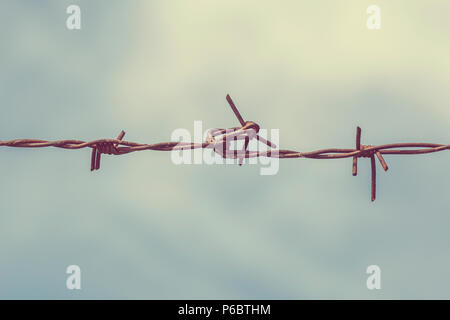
[1,94,448,201]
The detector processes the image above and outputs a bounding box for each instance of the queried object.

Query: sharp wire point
[226,94,246,126]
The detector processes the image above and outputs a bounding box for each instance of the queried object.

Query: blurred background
[0,0,449,299]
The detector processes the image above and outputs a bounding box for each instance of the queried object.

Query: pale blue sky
[0,0,449,299]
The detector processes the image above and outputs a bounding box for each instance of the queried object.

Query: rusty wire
[1,94,448,201]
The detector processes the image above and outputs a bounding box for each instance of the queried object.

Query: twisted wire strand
[1,94,448,201]
[1,139,447,157]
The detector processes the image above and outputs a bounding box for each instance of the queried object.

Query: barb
[1,95,448,201]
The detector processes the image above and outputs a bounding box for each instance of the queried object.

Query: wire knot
[95,141,121,155]
[90,131,125,171]
[360,145,376,158]
[205,95,277,165]
[205,123,260,161]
